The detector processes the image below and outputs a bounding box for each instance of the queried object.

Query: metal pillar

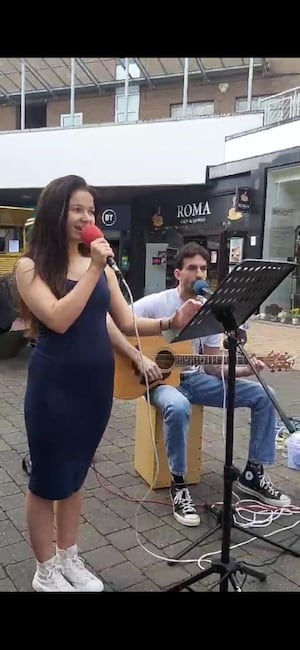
[70,58,76,125]
[21,59,26,130]
[182,58,189,116]
[124,58,129,121]
[247,58,254,110]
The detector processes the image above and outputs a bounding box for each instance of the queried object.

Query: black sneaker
[170,483,200,526]
[238,464,291,507]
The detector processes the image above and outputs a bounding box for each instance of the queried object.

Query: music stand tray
[172,259,296,344]
[167,259,297,593]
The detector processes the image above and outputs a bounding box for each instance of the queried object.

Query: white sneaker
[32,556,76,592]
[57,545,104,592]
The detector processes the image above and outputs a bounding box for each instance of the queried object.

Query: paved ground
[247,319,300,370]
[0,321,300,592]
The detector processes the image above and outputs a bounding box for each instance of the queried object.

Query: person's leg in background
[150,384,201,526]
[179,373,291,507]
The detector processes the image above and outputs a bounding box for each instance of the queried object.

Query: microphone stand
[167,321,268,592]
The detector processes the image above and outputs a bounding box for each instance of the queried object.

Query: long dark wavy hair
[18,174,101,335]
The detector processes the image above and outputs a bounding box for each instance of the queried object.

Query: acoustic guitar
[113,335,295,400]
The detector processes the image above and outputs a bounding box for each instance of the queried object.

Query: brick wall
[0,105,16,131]
[47,93,115,127]
[140,73,300,119]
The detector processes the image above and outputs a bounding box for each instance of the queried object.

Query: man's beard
[184,283,197,297]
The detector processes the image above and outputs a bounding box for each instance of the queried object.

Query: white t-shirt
[133,288,222,374]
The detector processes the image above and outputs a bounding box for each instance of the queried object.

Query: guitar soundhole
[156,349,174,370]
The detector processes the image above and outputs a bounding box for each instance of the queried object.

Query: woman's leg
[55,490,82,550]
[55,489,104,592]
[26,488,76,592]
[25,489,55,562]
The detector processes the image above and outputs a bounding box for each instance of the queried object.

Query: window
[115,87,140,122]
[115,61,140,123]
[60,112,83,127]
[235,96,268,112]
[17,102,47,129]
[115,62,141,81]
[170,101,214,119]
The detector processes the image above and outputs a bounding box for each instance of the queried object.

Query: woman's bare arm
[16,257,102,334]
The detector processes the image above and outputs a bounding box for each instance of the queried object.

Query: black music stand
[165,259,298,593]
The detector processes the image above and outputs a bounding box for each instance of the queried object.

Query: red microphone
[81,224,123,279]
[81,224,103,245]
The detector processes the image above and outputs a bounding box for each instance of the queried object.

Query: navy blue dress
[24,274,114,500]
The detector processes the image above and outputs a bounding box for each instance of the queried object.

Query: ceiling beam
[8,58,53,95]
[195,58,207,79]
[23,59,56,96]
[157,58,167,74]
[133,58,152,86]
[47,59,70,88]
[0,81,14,101]
[99,58,115,81]
[76,58,100,91]
[1,67,22,92]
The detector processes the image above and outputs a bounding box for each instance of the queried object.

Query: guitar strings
[130,355,295,364]
[127,352,295,370]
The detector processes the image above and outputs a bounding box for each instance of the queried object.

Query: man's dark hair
[174,242,210,270]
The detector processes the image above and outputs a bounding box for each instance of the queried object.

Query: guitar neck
[174,354,260,367]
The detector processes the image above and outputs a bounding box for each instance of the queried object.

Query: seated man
[107,242,291,527]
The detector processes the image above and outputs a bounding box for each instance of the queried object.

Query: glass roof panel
[38,66,70,88]
[201,58,223,69]
[140,58,166,76]
[0,72,20,92]
[222,58,244,67]
[0,57,264,100]
[87,59,115,82]
[158,58,184,74]
[188,58,202,72]
[0,58,20,74]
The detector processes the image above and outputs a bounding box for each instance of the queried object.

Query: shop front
[129,183,258,299]
[208,145,300,318]
[262,164,300,315]
[96,203,131,283]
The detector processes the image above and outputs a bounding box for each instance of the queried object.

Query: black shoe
[238,464,291,507]
[170,483,200,526]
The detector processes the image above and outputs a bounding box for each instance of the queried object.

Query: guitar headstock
[264,351,296,372]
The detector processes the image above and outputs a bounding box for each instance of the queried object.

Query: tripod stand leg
[167,524,221,564]
[228,573,242,592]
[237,562,267,581]
[166,556,266,592]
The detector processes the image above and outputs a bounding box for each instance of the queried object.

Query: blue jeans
[150,372,276,477]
